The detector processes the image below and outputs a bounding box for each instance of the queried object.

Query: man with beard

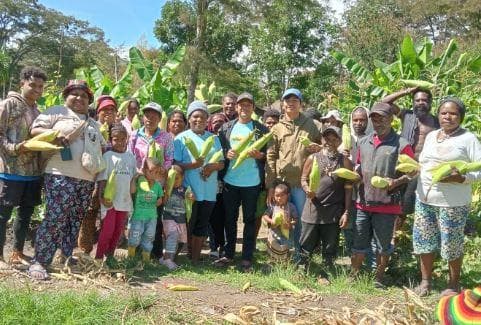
[382,88,439,244]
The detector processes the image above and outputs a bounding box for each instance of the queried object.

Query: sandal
[213,257,233,268]
[28,263,49,281]
[414,280,431,297]
[9,251,31,267]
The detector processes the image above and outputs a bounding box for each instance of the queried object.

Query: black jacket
[217,119,270,188]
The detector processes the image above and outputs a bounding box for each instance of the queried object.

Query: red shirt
[356,133,414,215]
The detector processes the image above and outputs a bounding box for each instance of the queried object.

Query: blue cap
[282,88,302,101]
[187,100,209,118]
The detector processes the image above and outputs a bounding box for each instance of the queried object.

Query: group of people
[0,67,479,300]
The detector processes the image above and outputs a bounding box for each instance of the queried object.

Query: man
[266,88,321,259]
[351,102,415,287]
[0,67,47,268]
[222,93,238,121]
[216,92,269,272]
[382,87,438,241]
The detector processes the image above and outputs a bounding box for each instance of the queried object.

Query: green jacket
[266,113,321,189]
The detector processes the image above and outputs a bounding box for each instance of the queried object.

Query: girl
[160,165,195,270]
[262,182,297,260]
[128,158,164,262]
[95,124,136,264]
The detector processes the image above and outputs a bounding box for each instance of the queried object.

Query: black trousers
[300,221,340,265]
[151,205,164,259]
[209,193,225,251]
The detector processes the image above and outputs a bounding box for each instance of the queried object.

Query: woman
[128,102,173,260]
[28,80,105,280]
[121,98,140,137]
[174,101,224,263]
[167,109,187,138]
[77,95,118,254]
[414,97,481,297]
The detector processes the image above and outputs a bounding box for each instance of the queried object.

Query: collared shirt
[128,126,173,171]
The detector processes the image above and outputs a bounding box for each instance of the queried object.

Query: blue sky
[39,0,166,47]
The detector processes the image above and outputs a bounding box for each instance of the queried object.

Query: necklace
[320,149,339,176]
[437,127,461,143]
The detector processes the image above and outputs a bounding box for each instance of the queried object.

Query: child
[299,126,352,271]
[160,165,195,270]
[128,158,164,262]
[262,182,297,260]
[95,124,136,264]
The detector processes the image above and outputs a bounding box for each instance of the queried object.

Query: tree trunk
[187,0,208,105]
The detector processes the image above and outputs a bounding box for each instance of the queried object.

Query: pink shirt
[128,127,173,171]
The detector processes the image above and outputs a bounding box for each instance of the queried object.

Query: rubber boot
[127,246,136,258]
[191,236,205,264]
[141,251,150,262]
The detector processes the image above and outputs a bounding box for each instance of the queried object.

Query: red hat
[97,99,117,113]
[62,80,94,104]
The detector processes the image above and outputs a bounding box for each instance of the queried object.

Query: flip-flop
[28,263,49,281]
[213,257,232,268]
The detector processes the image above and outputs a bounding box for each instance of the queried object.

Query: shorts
[0,178,42,207]
[162,219,187,244]
[352,209,396,256]
[413,199,468,261]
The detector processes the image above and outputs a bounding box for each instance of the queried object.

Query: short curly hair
[20,66,47,82]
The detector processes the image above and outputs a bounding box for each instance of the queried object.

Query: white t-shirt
[417,129,481,207]
[32,105,106,181]
[97,151,137,217]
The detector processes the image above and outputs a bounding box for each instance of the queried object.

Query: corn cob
[332,168,360,181]
[167,284,199,291]
[139,175,150,192]
[103,170,116,202]
[199,135,215,159]
[23,140,62,151]
[185,186,193,223]
[400,79,435,89]
[398,154,418,165]
[279,278,302,294]
[371,176,390,189]
[429,160,467,173]
[272,211,284,226]
[118,100,129,114]
[459,162,481,174]
[395,162,419,173]
[131,114,141,130]
[242,281,251,293]
[159,111,167,130]
[281,223,290,239]
[208,149,224,163]
[165,167,177,197]
[308,156,320,192]
[299,136,313,147]
[100,122,109,141]
[184,137,200,160]
[147,141,164,165]
[231,132,273,170]
[232,131,255,154]
[342,124,351,150]
[431,164,453,184]
[30,130,60,143]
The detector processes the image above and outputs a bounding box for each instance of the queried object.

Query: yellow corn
[279,278,301,294]
[371,176,390,189]
[332,168,360,181]
[167,284,199,291]
[395,162,419,173]
[308,156,320,192]
[30,130,59,143]
[147,141,164,165]
[231,132,273,170]
[23,140,62,151]
[139,176,150,192]
[342,124,351,150]
[184,137,200,160]
[398,154,418,165]
[103,170,116,202]
[400,79,434,89]
[460,162,481,174]
[165,167,177,197]
[159,111,167,130]
[272,211,284,227]
[100,122,109,141]
[299,136,312,147]
[208,149,224,164]
[431,164,453,184]
[232,131,255,154]
[132,114,141,130]
[185,186,193,223]
[242,281,251,293]
[199,135,215,159]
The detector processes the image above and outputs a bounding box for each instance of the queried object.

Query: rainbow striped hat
[437,286,481,324]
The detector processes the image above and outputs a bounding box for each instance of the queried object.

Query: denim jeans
[223,183,260,261]
[128,218,157,252]
[289,186,306,258]
[352,209,396,256]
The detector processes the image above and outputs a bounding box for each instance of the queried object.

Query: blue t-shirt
[223,122,260,187]
[174,129,222,202]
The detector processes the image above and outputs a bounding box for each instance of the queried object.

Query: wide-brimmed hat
[437,286,481,324]
[321,109,343,123]
[62,80,94,104]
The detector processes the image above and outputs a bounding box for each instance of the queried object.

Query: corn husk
[165,167,177,197]
[167,284,199,291]
[103,170,116,202]
[100,122,109,141]
[131,114,141,130]
[208,149,224,164]
[371,176,390,189]
[199,135,215,159]
[342,124,351,150]
[332,168,360,181]
[395,162,419,173]
[400,79,435,89]
[232,131,255,154]
[184,137,200,160]
[398,154,418,165]
[231,132,273,170]
[278,278,302,294]
[185,186,193,223]
[159,111,167,130]
[30,130,60,143]
[139,176,150,192]
[309,156,320,192]
[147,140,164,165]
[299,136,313,147]
[459,161,481,174]
[272,211,284,227]
[24,140,62,151]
